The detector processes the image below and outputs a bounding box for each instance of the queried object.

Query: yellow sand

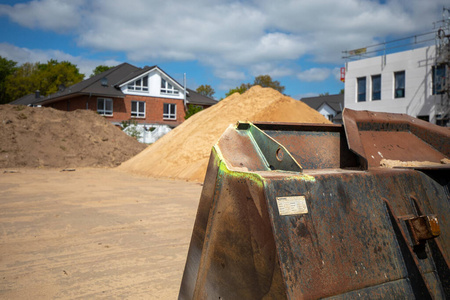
[118,86,331,182]
[380,158,450,168]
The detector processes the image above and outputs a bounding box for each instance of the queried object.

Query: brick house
[12,63,217,142]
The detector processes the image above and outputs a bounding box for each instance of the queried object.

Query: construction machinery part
[179,108,450,299]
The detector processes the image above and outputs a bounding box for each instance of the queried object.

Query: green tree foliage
[184,104,203,120]
[4,59,84,102]
[4,62,39,103]
[253,75,285,94]
[121,119,142,141]
[196,84,215,98]
[225,75,285,97]
[37,59,85,94]
[225,83,251,97]
[90,65,114,77]
[0,56,18,104]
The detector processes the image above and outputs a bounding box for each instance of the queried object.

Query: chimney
[35,90,40,99]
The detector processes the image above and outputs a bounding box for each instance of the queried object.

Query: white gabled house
[12,63,217,143]
[301,94,344,124]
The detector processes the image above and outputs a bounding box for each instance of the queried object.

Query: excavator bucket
[179,109,450,299]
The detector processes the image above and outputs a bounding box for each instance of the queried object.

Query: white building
[344,45,449,126]
[301,94,344,124]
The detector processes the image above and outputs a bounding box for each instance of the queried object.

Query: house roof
[10,92,43,106]
[35,63,139,105]
[115,65,157,86]
[186,88,217,106]
[300,94,344,113]
[10,62,217,107]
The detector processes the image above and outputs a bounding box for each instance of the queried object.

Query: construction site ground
[0,87,331,298]
[0,168,202,299]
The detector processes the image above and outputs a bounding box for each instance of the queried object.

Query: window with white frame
[357,77,366,102]
[127,75,148,92]
[97,98,113,116]
[371,75,381,100]
[163,103,176,119]
[161,78,179,95]
[131,100,145,118]
[394,71,405,98]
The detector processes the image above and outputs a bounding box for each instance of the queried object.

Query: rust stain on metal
[406,215,441,245]
[342,109,450,169]
[179,110,450,299]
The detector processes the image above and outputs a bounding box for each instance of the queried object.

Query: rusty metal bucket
[179,109,450,299]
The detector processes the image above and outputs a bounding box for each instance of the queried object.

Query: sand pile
[119,86,330,182]
[0,104,147,169]
[380,158,450,168]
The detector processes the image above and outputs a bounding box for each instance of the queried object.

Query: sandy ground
[0,168,203,299]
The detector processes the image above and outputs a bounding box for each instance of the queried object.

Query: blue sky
[0,0,446,99]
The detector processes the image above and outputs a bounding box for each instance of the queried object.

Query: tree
[36,59,84,95]
[0,56,18,104]
[90,65,114,77]
[196,84,215,98]
[225,83,251,97]
[4,62,40,102]
[4,60,84,102]
[253,75,285,94]
[225,75,285,97]
[184,104,203,120]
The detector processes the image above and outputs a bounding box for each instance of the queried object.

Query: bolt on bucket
[179,109,450,299]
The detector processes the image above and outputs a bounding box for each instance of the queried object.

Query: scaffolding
[434,7,450,126]
[342,30,436,60]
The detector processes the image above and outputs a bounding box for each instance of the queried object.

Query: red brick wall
[122,95,185,125]
[49,95,97,111]
[45,95,186,126]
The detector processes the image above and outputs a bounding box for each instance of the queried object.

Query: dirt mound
[0,104,147,169]
[119,86,331,182]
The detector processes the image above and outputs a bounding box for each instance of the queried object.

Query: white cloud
[213,68,247,81]
[297,68,331,82]
[0,0,85,33]
[0,0,446,86]
[0,43,120,77]
[256,0,443,62]
[250,63,295,77]
[332,67,343,81]
[75,0,271,66]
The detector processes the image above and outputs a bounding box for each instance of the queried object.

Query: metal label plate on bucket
[276,196,308,216]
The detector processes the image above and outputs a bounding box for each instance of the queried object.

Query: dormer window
[161,78,179,95]
[128,75,148,92]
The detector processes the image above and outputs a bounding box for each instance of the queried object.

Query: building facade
[11,63,217,143]
[344,45,449,126]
